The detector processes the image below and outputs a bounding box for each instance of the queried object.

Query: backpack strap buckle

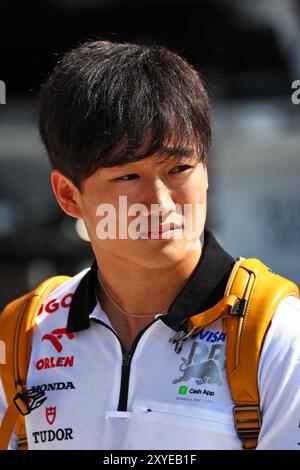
[230,298,248,317]
[169,327,196,354]
[13,386,47,416]
[233,405,261,447]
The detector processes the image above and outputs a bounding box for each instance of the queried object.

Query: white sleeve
[0,379,18,450]
[257,295,300,450]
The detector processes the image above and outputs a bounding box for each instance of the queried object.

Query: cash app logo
[178,386,188,395]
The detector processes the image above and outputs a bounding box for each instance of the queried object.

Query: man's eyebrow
[161,146,195,157]
[157,146,196,164]
[103,146,196,171]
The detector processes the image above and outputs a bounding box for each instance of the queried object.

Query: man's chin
[131,237,202,267]
[138,233,202,251]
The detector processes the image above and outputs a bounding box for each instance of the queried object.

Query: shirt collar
[66,229,235,333]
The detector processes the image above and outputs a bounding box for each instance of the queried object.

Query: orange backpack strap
[171,257,299,449]
[223,258,299,449]
[0,275,70,450]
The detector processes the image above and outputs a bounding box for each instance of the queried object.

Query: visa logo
[198,330,225,343]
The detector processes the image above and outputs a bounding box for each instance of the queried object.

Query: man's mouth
[141,224,183,239]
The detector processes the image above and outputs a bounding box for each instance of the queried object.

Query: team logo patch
[46,406,56,425]
[32,381,76,392]
[38,293,74,316]
[32,428,73,444]
[172,340,225,386]
[35,356,74,370]
[42,328,75,353]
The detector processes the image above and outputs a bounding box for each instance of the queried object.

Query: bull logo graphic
[46,406,56,425]
[42,328,75,353]
[172,341,225,386]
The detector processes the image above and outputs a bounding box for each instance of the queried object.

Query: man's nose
[142,179,177,217]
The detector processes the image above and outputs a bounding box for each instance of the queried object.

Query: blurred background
[0,0,300,308]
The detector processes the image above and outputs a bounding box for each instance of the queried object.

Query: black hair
[38,39,211,188]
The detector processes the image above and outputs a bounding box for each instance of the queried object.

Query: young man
[0,40,300,450]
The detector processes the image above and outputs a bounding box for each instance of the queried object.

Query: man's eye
[170,165,193,173]
[116,174,139,181]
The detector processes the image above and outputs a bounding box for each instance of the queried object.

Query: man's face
[72,150,208,269]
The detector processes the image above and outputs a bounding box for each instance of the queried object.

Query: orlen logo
[42,328,75,353]
[46,406,56,426]
[36,356,74,371]
[38,293,74,316]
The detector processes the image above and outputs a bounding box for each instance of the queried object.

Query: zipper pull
[169,330,186,346]
[122,352,131,366]
[169,327,196,354]
[142,407,152,413]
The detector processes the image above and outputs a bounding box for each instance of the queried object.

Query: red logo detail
[61,294,73,308]
[36,356,74,371]
[45,299,60,314]
[42,328,75,353]
[46,406,56,425]
[38,293,74,316]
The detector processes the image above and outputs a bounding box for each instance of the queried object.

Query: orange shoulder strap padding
[187,257,299,449]
[224,258,299,449]
[0,275,70,450]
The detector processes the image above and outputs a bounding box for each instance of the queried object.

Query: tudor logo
[32,428,73,444]
[42,328,75,353]
[46,406,56,425]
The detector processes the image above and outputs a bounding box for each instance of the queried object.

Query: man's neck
[94,247,203,317]
[94,245,203,353]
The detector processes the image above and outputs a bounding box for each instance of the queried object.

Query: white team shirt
[1,231,299,450]
[0,270,299,450]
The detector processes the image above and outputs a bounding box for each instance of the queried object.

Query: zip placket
[91,318,157,411]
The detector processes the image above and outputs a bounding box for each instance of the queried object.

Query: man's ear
[51,170,83,218]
